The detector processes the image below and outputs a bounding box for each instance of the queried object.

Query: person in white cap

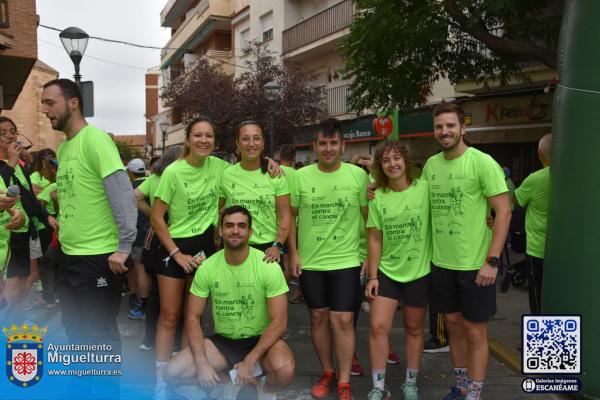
[126,158,151,320]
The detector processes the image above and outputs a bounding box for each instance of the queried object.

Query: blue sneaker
[442,387,466,400]
[128,308,145,320]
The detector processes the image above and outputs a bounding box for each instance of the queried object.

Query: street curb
[489,337,521,374]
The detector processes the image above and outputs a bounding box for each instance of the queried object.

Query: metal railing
[282,0,353,55]
[161,0,210,61]
[325,84,351,116]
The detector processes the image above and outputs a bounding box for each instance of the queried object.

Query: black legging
[527,256,544,315]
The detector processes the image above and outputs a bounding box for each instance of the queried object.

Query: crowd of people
[0,78,552,400]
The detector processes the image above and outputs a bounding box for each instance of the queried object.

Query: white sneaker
[139,343,153,351]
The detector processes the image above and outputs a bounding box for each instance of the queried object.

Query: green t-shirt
[189,247,288,339]
[138,173,160,207]
[0,178,11,267]
[422,147,507,270]
[219,164,289,245]
[32,172,56,217]
[515,166,550,258]
[367,180,432,282]
[56,125,125,255]
[37,182,57,214]
[10,165,31,233]
[155,157,229,239]
[280,165,297,198]
[291,163,369,271]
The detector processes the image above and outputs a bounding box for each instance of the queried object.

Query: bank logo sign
[3,324,46,388]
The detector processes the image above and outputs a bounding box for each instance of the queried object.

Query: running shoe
[337,383,353,400]
[367,387,391,400]
[441,386,466,400]
[401,382,420,400]
[387,350,400,365]
[128,308,145,320]
[423,339,450,353]
[153,382,169,400]
[289,289,304,304]
[311,371,337,398]
[351,355,364,376]
[139,343,153,351]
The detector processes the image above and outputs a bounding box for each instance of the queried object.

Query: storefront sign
[464,93,553,128]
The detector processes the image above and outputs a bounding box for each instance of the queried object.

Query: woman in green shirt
[365,141,432,400]
[151,118,230,389]
[219,121,292,264]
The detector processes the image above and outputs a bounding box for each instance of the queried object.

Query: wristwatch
[486,256,500,268]
[272,241,284,254]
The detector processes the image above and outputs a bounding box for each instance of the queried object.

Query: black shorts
[57,252,125,292]
[430,264,496,323]
[299,266,361,312]
[6,232,30,278]
[208,333,260,369]
[377,271,430,307]
[142,231,160,274]
[38,228,52,254]
[157,227,216,279]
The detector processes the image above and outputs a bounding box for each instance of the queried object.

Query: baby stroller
[499,207,528,293]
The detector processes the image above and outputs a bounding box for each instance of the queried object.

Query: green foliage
[341,0,561,112]
[114,139,142,161]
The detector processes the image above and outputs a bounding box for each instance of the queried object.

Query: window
[240,28,250,50]
[0,0,9,28]
[261,12,273,43]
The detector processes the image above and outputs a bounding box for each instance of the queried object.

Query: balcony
[160,0,231,68]
[324,84,351,116]
[282,0,353,59]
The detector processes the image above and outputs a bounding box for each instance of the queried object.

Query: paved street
[21,261,558,400]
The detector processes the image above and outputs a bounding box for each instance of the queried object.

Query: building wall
[1,61,61,151]
[0,0,37,60]
[145,70,160,155]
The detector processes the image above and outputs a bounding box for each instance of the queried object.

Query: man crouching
[163,205,294,400]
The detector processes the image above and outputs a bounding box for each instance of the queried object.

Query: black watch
[272,242,284,250]
[486,256,500,268]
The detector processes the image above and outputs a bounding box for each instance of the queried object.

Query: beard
[223,237,246,251]
[438,134,461,152]
[53,108,72,132]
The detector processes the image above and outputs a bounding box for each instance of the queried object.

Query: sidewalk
[19,262,557,399]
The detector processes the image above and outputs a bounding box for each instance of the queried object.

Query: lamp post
[159,121,170,155]
[59,27,90,85]
[264,81,281,158]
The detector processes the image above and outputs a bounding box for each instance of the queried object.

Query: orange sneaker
[337,383,353,400]
[311,371,337,398]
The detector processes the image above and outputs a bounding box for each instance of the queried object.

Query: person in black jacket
[0,116,58,320]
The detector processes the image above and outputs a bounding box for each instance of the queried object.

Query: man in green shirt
[163,206,293,400]
[289,118,369,400]
[422,103,511,400]
[41,79,136,376]
[515,133,551,315]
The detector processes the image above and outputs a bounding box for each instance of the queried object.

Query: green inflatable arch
[545,1,600,398]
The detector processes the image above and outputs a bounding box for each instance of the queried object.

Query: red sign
[485,96,549,123]
[373,115,394,137]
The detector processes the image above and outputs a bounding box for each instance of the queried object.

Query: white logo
[96,277,108,288]
[522,379,536,393]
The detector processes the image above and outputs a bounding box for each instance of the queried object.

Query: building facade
[1,60,61,151]
[159,0,235,147]
[0,0,38,111]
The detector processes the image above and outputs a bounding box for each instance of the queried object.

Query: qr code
[522,315,581,374]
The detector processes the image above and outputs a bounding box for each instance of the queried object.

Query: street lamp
[159,121,170,155]
[264,81,281,158]
[59,27,90,85]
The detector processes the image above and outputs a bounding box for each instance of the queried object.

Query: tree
[113,139,142,161]
[161,42,324,153]
[341,0,563,112]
